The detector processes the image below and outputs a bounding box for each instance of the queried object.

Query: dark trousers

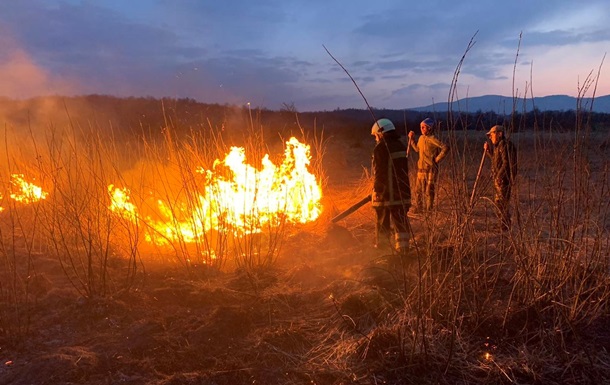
[494,181,511,230]
[375,205,409,251]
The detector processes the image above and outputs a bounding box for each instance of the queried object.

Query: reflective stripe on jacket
[372,132,411,207]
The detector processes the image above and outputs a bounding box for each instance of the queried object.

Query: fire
[108,185,138,223]
[8,174,48,204]
[108,137,322,245]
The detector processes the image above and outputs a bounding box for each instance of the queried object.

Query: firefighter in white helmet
[371,118,411,255]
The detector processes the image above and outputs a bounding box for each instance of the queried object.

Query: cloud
[0,0,608,111]
[169,55,308,106]
[525,28,610,46]
[0,2,189,96]
[155,0,290,53]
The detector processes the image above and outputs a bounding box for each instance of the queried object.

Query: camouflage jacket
[489,138,517,186]
[411,134,449,171]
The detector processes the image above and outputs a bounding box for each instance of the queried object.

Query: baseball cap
[486,125,504,136]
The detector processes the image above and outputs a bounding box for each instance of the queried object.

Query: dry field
[0,117,609,385]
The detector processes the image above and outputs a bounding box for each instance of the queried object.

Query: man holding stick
[484,125,517,231]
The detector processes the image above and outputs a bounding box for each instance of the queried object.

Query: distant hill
[410,94,610,114]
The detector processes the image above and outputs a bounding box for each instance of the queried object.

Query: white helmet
[371,118,396,135]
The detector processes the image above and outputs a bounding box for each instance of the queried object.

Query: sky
[0,0,608,112]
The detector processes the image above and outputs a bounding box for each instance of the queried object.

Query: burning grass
[0,106,609,384]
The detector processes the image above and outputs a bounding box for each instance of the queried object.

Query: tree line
[1,95,608,143]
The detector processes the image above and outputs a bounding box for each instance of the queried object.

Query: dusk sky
[0,0,608,111]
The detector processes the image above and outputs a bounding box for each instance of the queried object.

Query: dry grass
[315,120,610,384]
[0,100,609,384]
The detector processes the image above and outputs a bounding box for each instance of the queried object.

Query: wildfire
[108,137,322,245]
[108,185,138,223]
[0,174,48,211]
[0,174,48,207]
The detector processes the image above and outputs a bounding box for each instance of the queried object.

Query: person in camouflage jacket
[484,125,517,230]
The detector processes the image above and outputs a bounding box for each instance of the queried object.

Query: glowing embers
[108,137,322,245]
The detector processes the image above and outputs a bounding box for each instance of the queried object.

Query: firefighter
[408,118,449,212]
[484,125,517,231]
[371,118,411,255]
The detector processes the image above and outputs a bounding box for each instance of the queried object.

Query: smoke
[0,43,89,180]
[0,32,77,100]
[0,35,73,142]
[0,50,49,98]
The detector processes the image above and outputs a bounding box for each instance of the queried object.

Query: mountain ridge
[410,94,610,114]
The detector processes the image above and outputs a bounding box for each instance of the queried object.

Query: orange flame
[108,137,322,245]
[9,174,48,204]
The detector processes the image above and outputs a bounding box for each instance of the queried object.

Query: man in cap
[371,118,411,255]
[484,125,517,231]
[408,118,449,212]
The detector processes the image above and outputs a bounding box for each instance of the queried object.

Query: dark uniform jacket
[371,131,411,207]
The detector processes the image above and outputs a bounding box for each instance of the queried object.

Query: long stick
[331,195,371,223]
[323,45,377,123]
[404,110,411,158]
[469,149,486,208]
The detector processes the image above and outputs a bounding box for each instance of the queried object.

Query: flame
[108,185,138,222]
[8,174,48,204]
[108,137,322,245]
